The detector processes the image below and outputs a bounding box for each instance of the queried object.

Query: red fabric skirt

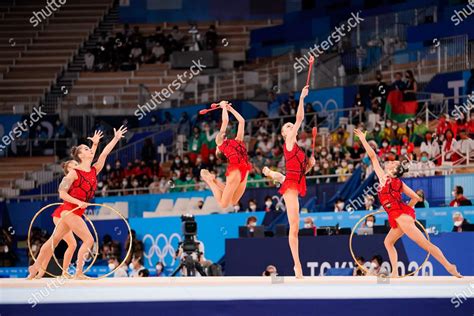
[384,203,416,228]
[51,202,86,218]
[278,177,307,197]
[226,163,251,183]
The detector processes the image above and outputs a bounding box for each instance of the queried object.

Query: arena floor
[1,276,473,315]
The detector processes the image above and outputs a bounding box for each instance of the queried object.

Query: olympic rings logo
[142,233,182,266]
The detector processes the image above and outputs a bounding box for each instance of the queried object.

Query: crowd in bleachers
[85,24,219,71]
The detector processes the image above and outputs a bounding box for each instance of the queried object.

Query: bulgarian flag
[385,90,418,122]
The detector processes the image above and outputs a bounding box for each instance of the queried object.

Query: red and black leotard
[378,177,415,228]
[51,167,98,218]
[279,143,307,197]
[218,139,252,183]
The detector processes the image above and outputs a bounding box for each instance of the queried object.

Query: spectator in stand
[450,186,473,207]
[84,50,95,71]
[452,211,471,232]
[420,132,440,160]
[141,138,156,163]
[256,133,274,157]
[148,176,161,194]
[302,217,317,236]
[360,214,376,228]
[442,129,460,162]
[468,112,474,138]
[262,265,278,277]
[158,177,171,193]
[129,42,143,65]
[333,198,345,212]
[353,256,366,276]
[233,201,243,213]
[403,70,418,101]
[246,199,258,212]
[454,130,474,161]
[247,167,264,188]
[138,269,150,277]
[170,25,185,50]
[146,42,166,63]
[205,25,218,50]
[410,118,429,146]
[0,227,15,267]
[436,114,454,137]
[188,127,204,162]
[361,195,374,210]
[129,255,146,277]
[414,189,429,208]
[177,112,191,136]
[336,160,350,182]
[246,216,258,229]
[413,151,435,177]
[297,131,312,153]
[263,196,276,212]
[108,257,128,277]
[155,262,165,277]
[391,72,406,91]
[125,230,144,265]
[367,255,389,277]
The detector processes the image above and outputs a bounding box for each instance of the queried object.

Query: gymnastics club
[306,55,315,86]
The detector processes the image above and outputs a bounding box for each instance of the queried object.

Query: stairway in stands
[0,0,114,113]
[43,1,120,113]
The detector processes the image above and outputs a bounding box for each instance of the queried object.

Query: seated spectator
[262,265,278,277]
[414,189,429,208]
[205,25,218,50]
[138,269,149,277]
[108,257,128,277]
[413,151,435,177]
[334,198,345,212]
[233,201,243,212]
[364,196,375,210]
[247,167,264,188]
[442,129,460,162]
[263,196,276,212]
[129,43,143,64]
[302,217,317,236]
[367,255,389,277]
[403,70,417,101]
[436,114,454,137]
[336,160,350,182]
[170,25,185,50]
[246,199,258,212]
[148,176,161,194]
[129,255,146,277]
[155,262,165,277]
[246,216,258,232]
[353,256,366,276]
[147,42,166,63]
[360,215,375,228]
[452,211,471,232]
[420,132,440,160]
[455,130,474,161]
[450,186,472,206]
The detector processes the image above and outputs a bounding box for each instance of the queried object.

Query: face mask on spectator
[265,201,272,208]
[196,158,202,163]
[366,221,374,228]
[106,165,111,171]
[370,261,379,269]
[337,202,344,209]
[386,122,392,128]
[156,265,163,272]
[341,161,348,167]
[348,164,354,170]
[129,263,134,270]
[122,180,128,186]
[186,176,192,181]
[108,263,116,270]
[249,204,257,211]
[234,205,240,211]
[416,119,422,125]
[32,244,37,252]
[374,127,380,132]
[323,163,329,169]
[421,156,428,162]
[452,191,457,197]
[304,223,312,228]
[401,148,407,155]
[249,221,257,227]
[382,142,388,148]
[175,159,181,164]
[454,220,463,227]
[392,125,398,130]
[184,159,189,164]
[209,156,215,162]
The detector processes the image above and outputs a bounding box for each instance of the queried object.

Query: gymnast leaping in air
[200,101,251,208]
[262,85,315,278]
[354,128,461,278]
[27,126,127,279]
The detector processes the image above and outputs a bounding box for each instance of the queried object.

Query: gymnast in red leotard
[355,128,461,278]
[262,85,315,278]
[27,126,127,279]
[201,101,251,208]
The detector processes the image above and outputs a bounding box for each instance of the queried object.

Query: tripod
[171,254,207,277]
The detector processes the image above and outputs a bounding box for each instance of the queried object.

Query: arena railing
[7,163,474,202]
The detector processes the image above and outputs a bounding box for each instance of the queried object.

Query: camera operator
[174,235,211,276]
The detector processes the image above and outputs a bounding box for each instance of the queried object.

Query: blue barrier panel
[129,211,266,269]
[225,232,474,276]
